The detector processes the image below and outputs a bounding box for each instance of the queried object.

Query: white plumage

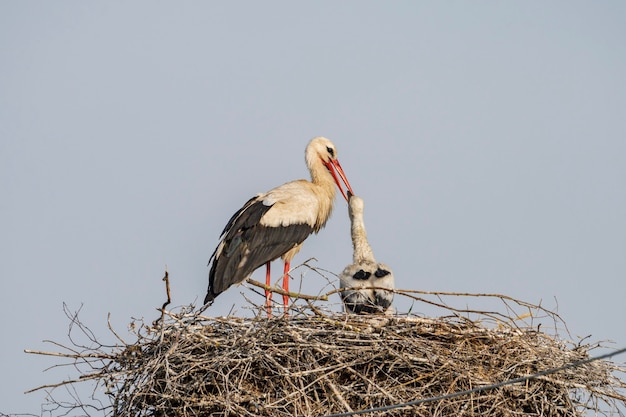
[339,193,394,314]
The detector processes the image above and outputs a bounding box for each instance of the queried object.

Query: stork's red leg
[282,261,290,313]
[265,262,272,317]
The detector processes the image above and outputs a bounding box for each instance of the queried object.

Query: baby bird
[339,192,394,314]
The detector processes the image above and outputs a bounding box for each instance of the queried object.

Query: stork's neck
[310,162,337,194]
[308,160,337,231]
[351,214,376,264]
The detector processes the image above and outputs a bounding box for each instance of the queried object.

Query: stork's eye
[326,146,334,157]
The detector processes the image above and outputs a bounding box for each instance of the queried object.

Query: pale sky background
[2,2,625,415]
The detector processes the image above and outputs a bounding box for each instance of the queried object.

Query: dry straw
[25,266,626,417]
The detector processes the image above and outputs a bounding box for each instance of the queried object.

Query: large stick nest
[25,273,626,417]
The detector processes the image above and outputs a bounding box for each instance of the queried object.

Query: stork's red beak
[326,159,354,202]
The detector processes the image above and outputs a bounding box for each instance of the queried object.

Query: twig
[153,267,171,327]
[247,278,329,301]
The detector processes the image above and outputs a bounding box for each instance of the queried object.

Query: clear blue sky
[2,2,625,414]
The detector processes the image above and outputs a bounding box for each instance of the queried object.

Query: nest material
[114,313,616,417]
[27,296,626,417]
[24,269,626,417]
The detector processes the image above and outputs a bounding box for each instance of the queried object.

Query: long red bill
[326,159,354,202]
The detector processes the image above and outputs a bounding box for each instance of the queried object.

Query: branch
[153,267,171,326]
[247,278,328,301]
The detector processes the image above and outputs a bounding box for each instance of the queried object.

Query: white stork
[339,193,394,314]
[204,137,355,314]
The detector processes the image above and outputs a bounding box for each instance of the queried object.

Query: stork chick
[339,193,394,314]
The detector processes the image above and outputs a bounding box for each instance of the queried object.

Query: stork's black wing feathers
[205,198,313,304]
[341,291,381,314]
[374,290,393,311]
[218,195,261,238]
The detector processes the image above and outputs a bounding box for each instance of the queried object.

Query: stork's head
[347,193,365,222]
[306,137,355,201]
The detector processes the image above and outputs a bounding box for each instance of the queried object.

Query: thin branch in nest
[153,266,171,327]
[247,278,329,301]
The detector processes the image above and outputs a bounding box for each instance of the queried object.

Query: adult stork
[204,137,355,314]
[339,193,395,314]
